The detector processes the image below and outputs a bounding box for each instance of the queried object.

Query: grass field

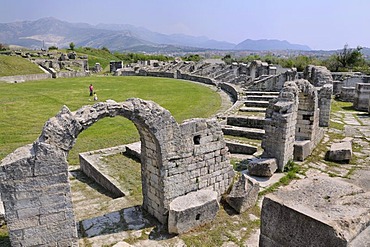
[0,55,43,76]
[0,76,221,164]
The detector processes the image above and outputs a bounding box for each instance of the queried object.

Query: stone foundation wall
[56,71,90,78]
[179,73,216,86]
[0,73,52,83]
[219,82,239,102]
[353,83,370,111]
[338,87,356,102]
[146,71,175,78]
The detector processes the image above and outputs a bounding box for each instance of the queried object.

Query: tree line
[222,45,369,74]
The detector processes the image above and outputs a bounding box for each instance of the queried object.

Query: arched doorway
[0,98,234,246]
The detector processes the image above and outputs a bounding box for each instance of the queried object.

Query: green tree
[101,46,110,53]
[48,46,58,50]
[222,54,233,64]
[336,44,365,70]
[69,42,75,51]
[183,54,202,62]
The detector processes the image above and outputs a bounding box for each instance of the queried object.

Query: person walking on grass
[89,84,94,96]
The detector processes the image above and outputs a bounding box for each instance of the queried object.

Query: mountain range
[0,17,312,52]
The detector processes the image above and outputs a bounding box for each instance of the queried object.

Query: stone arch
[38,98,181,224]
[0,98,234,246]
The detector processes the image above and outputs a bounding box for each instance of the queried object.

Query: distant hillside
[0,17,311,52]
[361,47,370,57]
[235,39,311,51]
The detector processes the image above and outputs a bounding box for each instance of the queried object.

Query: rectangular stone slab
[168,189,219,234]
[260,176,370,247]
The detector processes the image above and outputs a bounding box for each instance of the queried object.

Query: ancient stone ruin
[261,79,327,171]
[0,98,235,246]
[1,56,370,245]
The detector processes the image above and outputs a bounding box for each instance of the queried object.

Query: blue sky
[0,0,369,50]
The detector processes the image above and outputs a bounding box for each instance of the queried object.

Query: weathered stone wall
[353,83,370,111]
[56,71,90,78]
[219,82,239,102]
[146,71,175,78]
[262,81,299,171]
[295,80,319,141]
[178,73,216,86]
[247,74,283,92]
[0,143,78,246]
[0,98,234,246]
[262,79,324,170]
[304,65,333,87]
[0,73,52,83]
[337,87,356,102]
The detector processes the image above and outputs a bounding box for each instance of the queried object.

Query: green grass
[0,225,11,247]
[0,55,43,76]
[181,204,260,247]
[330,98,353,112]
[103,153,143,202]
[0,76,221,164]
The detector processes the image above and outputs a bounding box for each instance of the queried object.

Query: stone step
[222,125,265,140]
[225,141,258,155]
[244,91,280,96]
[246,95,278,101]
[245,100,270,108]
[239,107,267,113]
[226,116,265,129]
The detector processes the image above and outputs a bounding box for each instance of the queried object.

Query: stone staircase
[222,91,279,156]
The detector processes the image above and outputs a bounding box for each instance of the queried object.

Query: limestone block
[168,189,219,234]
[260,176,370,247]
[293,140,311,161]
[248,158,277,177]
[326,141,352,163]
[225,174,259,213]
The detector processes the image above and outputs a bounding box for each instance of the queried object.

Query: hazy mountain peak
[0,17,312,52]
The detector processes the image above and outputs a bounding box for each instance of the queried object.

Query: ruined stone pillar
[318,84,333,127]
[0,143,78,246]
[262,82,298,171]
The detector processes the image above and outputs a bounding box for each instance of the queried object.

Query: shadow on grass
[69,168,118,199]
[341,105,355,111]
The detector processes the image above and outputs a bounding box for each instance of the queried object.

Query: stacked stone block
[304,65,333,87]
[318,84,333,127]
[262,81,299,171]
[262,79,325,170]
[295,80,319,141]
[0,143,78,246]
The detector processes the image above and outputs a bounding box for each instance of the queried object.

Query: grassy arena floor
[0,76,221,164]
